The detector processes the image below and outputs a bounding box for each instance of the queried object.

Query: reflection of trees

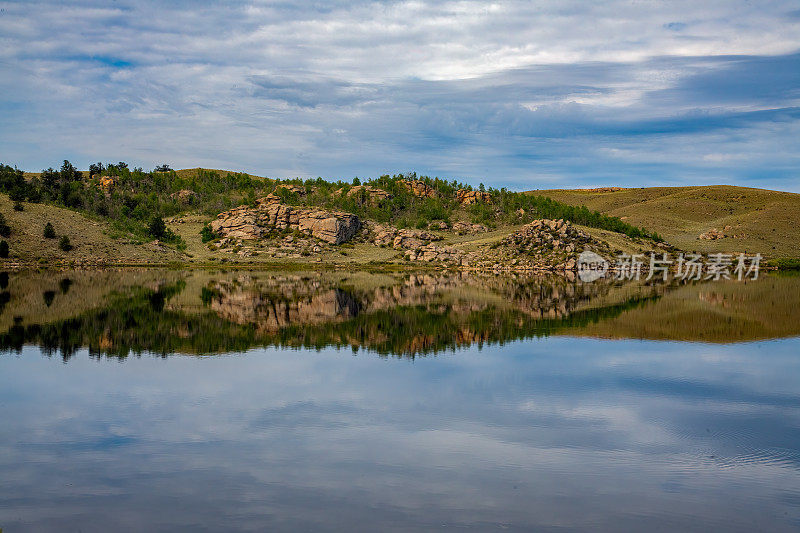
[0,273,665,359]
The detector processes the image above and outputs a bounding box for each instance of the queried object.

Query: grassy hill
[535,185,800,259]
[0,193,182,265]
[4,160,797,266]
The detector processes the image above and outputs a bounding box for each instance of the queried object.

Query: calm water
[1,270,799,531]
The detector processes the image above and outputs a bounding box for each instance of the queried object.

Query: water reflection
[0,269,798,531]
[0,269,798,358]
[0,338,799,531]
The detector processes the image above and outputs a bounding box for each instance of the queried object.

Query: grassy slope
[535,185,800,259]
[0,194,182,264]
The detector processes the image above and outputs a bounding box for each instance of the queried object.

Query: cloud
[0,0,799,190]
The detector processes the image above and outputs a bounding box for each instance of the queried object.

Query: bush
[148,216,167,239]
[59,235,73,251]
[200,224,216,243]
[44,222,56,239]
[0,240,8,258]
[0,214,9,238]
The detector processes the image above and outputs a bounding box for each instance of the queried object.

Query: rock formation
[371,225,442,248]
[400,179,437,198]
[209,197,360,244]
[452,221,489,235]
[170,189,197,204]
[456,189,492,205]
[499,219,611,269]
[345,185,392,205]
[274,183,306,195]
[699,228,726,240]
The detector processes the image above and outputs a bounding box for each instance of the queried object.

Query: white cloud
[0,0,798,189]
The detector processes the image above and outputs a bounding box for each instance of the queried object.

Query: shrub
[0,240,8,258]
[13,202,23,211]
[44,222,56,239]
[148,216,167,239]
[0,214,10,238]
[200,224,217,243]
[59,235,73,251]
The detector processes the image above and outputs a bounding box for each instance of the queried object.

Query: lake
[1,269,799,531]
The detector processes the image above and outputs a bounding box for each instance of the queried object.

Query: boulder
[209,206,265,240]
[699,228,726,240]
[275,183,306,195]
[456,189,492,205]
[170,189,197,204]
[452,221,488,235]
[371,225,441,248]
[210,198,360,245]
[346,185,392,205]
[400,179,437,198]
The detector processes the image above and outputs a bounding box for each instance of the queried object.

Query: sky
[1,1,799,191]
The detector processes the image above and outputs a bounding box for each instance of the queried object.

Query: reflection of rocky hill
[199,272,671,354]
[209,279,360,333]
[1,269,795,358]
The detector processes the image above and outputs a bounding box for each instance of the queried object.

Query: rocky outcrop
[170,189,197,204]
[699,226,744,240]
[274,183,306,195]
[209,197,360,244]
[404,243,465,264]
[699,229,725,240]
[500,219,611,269]
[452,221,488,235]
[371,225,442,248]
[345,185,392,204]
[400,179,437,198]
[456,189,492,205]
[99,176,115,190]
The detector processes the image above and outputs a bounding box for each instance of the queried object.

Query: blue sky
[1,1,799,191]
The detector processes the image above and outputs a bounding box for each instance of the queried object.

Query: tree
[89,162,104,176]
[200,224,216,243]
[148,216,166,239]
[44,222,56,238]
[59,235,73,251]
[60,160,79,182]
[352,177,361,185]
[41,167,59,190]
[155,164,172,172]
[0,240,8,258]
[0,214,10,238]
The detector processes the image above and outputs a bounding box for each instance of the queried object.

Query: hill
[1,161,666,268]
[0,193,182,265]
[535,185,800,259]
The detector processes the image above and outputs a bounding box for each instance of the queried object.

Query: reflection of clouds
[1,338,800,530]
